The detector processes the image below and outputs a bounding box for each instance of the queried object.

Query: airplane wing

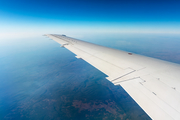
[45,34,180,120]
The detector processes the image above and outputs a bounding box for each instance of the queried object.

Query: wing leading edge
[45,34,180,120]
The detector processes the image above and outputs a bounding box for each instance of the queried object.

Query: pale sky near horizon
[0,0,180,40]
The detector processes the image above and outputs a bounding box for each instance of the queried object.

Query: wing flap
[120,78,175,120]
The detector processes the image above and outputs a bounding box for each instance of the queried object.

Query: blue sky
[0,0,180,39]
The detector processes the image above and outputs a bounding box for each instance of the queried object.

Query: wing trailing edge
[45,34,180,120]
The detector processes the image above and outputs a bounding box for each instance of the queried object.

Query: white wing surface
[46,34,180,120]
